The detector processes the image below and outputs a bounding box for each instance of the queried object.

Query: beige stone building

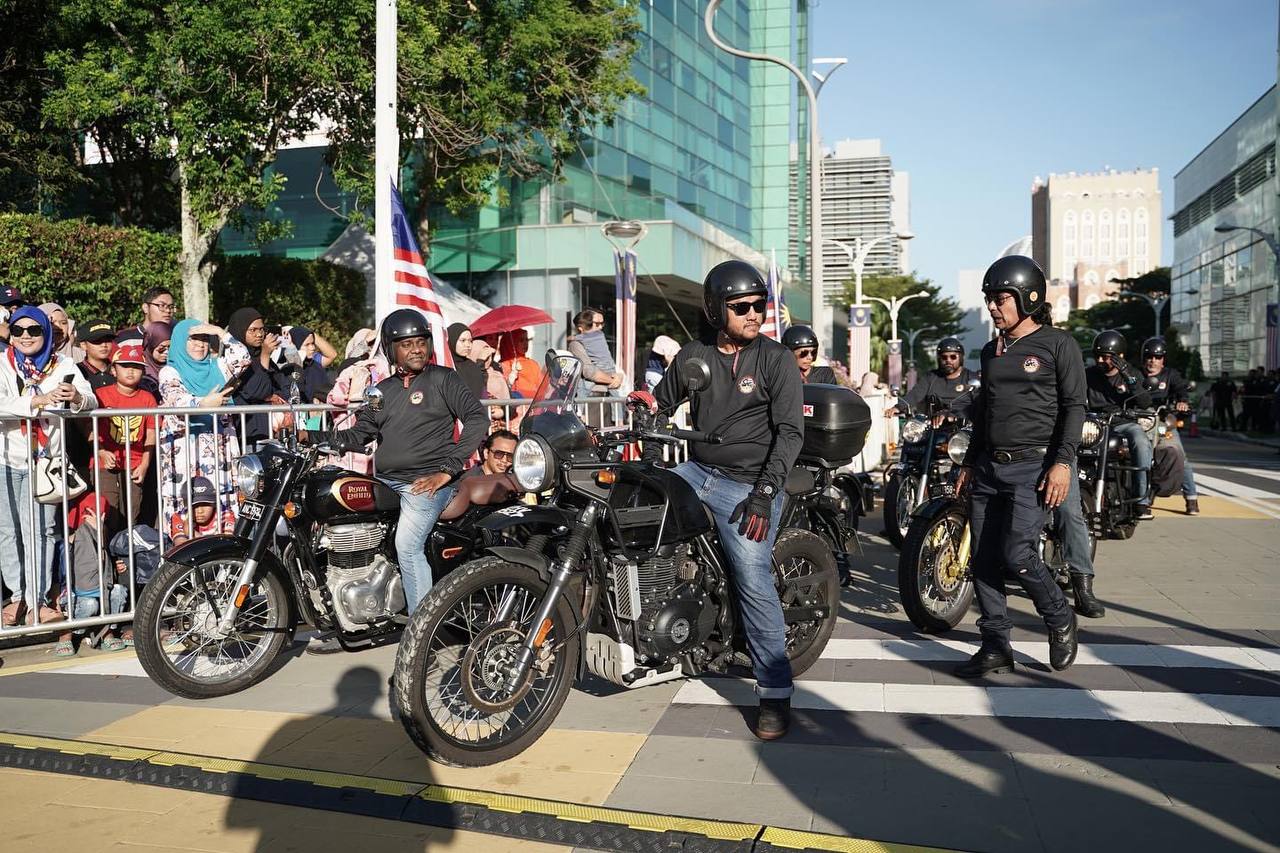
[1031,169,1162,321]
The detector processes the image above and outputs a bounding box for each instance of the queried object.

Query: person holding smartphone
[222,308,295,447]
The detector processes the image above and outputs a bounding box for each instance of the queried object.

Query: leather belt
[991,447,1048,464]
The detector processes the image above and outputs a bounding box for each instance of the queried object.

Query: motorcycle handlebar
[669,427,722,444]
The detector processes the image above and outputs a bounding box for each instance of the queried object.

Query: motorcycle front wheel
[898,505,974,633]
[392,557,580,768]
[134,557,293,699]
[882,473,918,549]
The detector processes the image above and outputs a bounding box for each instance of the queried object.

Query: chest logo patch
[409,391,424,405]
[738,376,756,394]
[1159,381,1167,390]
[1022,356,1041,374]
[1118,384,1127,393]
[955,384,965,392]
[803,403,814,417]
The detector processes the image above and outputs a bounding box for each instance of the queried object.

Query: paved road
[1,434,1277,852]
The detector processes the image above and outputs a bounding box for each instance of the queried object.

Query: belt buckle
[993,450,1012,464]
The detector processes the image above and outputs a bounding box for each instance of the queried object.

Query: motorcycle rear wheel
[772,529,840,678]
[898,506,974,633]
[392,557,580,767]
[882,473,918,549]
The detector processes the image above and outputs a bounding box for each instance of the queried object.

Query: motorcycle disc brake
[459,621,537,714]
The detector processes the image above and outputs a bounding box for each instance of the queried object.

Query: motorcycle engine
[318,522,404,633]
[607,543,716,665]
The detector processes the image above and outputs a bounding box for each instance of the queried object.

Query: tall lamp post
[867,290,929,390]
[827,232,914,380]
[705,1,831,346]
[901,325,937,370]
[1127,291,1169,339]
[602,220,648,395]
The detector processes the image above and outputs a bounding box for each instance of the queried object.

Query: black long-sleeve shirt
[1085,362,1150,414]
[233,357,293,443]
[963,325,1086,468]
[805,365,839,385]
[1146,367,1190,407]
[901,367,978,418]
[332,365,487,482]
[654,336,804,492]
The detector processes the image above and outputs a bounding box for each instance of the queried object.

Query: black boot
[1049,610,1078,671]
[954,643,1015,678]
[754,698,790,741]
[1070,573,1105,619]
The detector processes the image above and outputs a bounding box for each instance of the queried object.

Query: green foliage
[1064,267,1171,359]
[0,213,180,327]
[210,254,369,343]
[836,272,967,375]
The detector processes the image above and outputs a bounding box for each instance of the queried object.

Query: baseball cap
[79,318,117,344]
[0,287,24,306]
[114,327,144,345]
[111,343,146,366]
[189,477,217,506]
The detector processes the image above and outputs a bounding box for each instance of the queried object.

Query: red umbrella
[468,305,555,338]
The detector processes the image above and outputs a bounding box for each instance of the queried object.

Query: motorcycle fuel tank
[606,464,712,557]
[304,466,401,522]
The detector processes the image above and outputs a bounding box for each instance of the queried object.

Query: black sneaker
[1136,505,1154,520]
[1185,499,1200,516]
[954,644,1015,678]
[754,698,790,741]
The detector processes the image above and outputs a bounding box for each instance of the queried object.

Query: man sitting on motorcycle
[1087,330,1154,520]
[653,260,805,742]
[885,337,976,419]
[1142,337,1199,516]
[782,325,838,384]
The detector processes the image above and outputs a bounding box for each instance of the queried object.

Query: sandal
[101,636,127,652]
[2,601,27,627]
[51,640,75,658]
[121,631,135,648]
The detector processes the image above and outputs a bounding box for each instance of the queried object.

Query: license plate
[241,500,265,521]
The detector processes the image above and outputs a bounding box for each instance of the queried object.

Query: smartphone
[220,365,252,395]
[61,374,75,385]
[265,324,282,337]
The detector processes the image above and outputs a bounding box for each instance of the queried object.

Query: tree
[837,272,967,376]
[1064,266,1172,359]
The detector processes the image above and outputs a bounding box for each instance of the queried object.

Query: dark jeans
[1213,403,1235,431]
[969,454,1071,647]
[1052,470,1094,578]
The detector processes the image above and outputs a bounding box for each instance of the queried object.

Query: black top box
[799,383,872,468]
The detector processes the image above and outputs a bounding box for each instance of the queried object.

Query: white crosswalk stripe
[824,639,1280,670]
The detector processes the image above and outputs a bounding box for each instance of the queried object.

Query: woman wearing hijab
[645,334,682,392]
[447,323,487,398]
[221,307,292,446]
[140,321,172,398]
[38,303,77,360]
[0,306,94,626]
[287,326,333,404]
[157,319,238,544]
[336,328,378,373]
[326,338,391,476]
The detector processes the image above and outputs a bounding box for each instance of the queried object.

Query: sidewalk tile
[625,734,760,783]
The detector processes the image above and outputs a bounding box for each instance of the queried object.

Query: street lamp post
[826,232,914,380]
[867,290,929,390]
[705,1,830,346]
[1128,292,1170,339]
[901,325,937,370]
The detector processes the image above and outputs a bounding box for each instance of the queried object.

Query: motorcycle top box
[799,383,872,468]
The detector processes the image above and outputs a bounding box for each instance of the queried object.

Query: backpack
[1151,445,1184,498]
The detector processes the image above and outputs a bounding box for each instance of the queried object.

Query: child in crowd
[93,343,157,531]
[178,476,235,543]
[53,495,127,656]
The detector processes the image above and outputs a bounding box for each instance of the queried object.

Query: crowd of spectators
[1207,368,1280,434]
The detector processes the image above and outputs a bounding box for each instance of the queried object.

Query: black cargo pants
[969,452,1072,647]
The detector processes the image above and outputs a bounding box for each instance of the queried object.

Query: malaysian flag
[760,251,785,340]
[614,248,638,392]
[849,305,872,379]
[390,182,452,368]
[1267,303,1279,371]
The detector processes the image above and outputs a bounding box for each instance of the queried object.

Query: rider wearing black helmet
[1086,329,1154,520]
[782,325,838,384]
[1141,336,1198,515]
[886,336,976,418]
[332,308,488,611]
[954,255,1082,677]
[653,259,804,741]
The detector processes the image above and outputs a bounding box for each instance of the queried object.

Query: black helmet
[936,336,964,356]
[380,308,431,358]
[1141,336,1167,359]
[1092,329,1127,359]
[781,325,819,351]
[703,260,767,330]
[981,255,1047,316]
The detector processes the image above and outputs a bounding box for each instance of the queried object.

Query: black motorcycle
[133,390,519,699]
[777,384,875,587]
[392,355,847,766]
[1078,407,1152,541]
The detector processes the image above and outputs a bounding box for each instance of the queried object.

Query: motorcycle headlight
[946,429,971,465]
[901,418,928,444]
[512,436,554,493]
[1080,418,1102,449]
[236,454,264,500]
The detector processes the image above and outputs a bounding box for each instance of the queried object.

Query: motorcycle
[133,389,521,699]
[392,354,848,766]
[1078,400,1157,541]
[777,383,875,587]
[882,382,979,548]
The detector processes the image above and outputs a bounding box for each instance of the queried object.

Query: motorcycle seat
[785,468,816,496]
[439,472,522,521]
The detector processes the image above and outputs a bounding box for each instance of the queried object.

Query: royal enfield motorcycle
[392,355,849,766]
[134,390,520,699]
[1078,399,1157,541]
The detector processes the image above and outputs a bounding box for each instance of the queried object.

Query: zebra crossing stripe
[822,639,1280,671]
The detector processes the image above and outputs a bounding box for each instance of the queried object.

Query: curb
[1197,428,1280,451]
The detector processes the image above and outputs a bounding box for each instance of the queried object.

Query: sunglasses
[794,348,817,358]
[11,324,45,339]
[983,293,1014,307]
[727,299,767,317]
[489,449,514,460]
[940,353,961,359]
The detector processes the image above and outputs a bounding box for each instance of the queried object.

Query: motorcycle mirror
[682,358,712,393]
[362,386,384,412]
[1186,381,1198,391]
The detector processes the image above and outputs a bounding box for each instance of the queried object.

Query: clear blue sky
[810,0,1278,298]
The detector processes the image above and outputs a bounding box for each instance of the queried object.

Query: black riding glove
[729,483,777,543]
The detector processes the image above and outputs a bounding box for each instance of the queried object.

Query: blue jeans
[1053,469,1095,578]
[1113,422,1152,505]
[67,585,128,621]
[0,465,54,611]
[380,478,456,612]
[672,461,792,699]
[1162,427,1197,498]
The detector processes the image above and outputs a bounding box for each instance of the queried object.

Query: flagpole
[375,0,398,326]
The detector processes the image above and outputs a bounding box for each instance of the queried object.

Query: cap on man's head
[79,319,117,344]
[111,343,146,367]
[189,476,217,506]
[0,286,24,307]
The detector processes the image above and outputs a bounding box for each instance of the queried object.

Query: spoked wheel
[898,505,974,633]
[393,557,580,767]
[772,530,840,678]
[134,558,293,699]
[882,474,918,549]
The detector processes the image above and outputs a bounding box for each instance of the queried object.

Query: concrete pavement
[0,434,1277,852]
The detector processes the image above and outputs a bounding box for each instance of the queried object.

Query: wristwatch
[756,482,777,498]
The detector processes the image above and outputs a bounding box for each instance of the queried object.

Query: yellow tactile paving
[1151,494,1269,519]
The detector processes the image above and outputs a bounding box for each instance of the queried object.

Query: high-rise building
[1171,87,1278,374]
[1031,168,1162,320]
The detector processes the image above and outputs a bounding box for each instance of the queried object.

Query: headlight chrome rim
[1080,418,1103,449]
[512,436,554,493]
[901,418,928,444]
[946,429,971,465]
[236,454,265,500]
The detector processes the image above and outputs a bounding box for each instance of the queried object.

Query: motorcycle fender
[162,535,301,628]
[882,462,906,483]
[483,544,589,682]
[834,472,875,516]
[477,505,574,535]
[911,496,963,525]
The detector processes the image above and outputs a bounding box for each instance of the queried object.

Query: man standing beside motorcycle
[330,309,489,613]
[1087,331,1155,521]
[954,255,1081,677]
[652,260,805,741]
[886,337,977,418]
[782,325,838,384]
[1142,337,1199,516]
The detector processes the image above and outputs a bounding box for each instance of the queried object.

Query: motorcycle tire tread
[882,474,913,550]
